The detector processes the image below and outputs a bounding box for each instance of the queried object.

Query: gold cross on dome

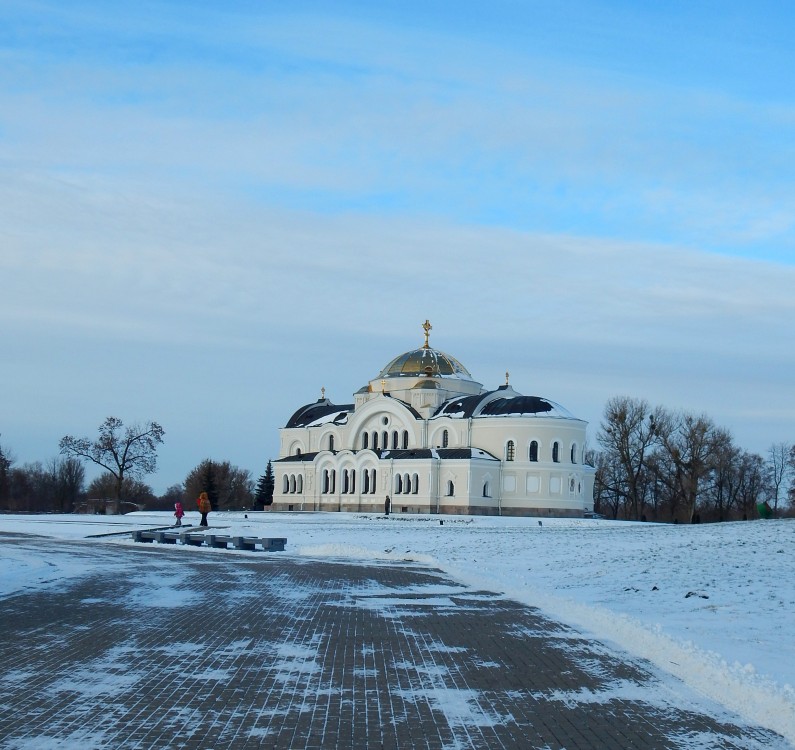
[505,371,510,385]
[321,386,326,399]
[422,319,432,348]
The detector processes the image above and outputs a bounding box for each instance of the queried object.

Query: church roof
[276,448,498,462]
[276,452,320,462]
[370,448,499,461]
[433,393,486,418]
[480,395,574,418]
[433,390,576,419]
[377,346,473,380]
[284,399,354,428]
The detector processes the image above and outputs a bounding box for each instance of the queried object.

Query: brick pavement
[0,535,789,749]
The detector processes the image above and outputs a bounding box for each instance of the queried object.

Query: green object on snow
[756,502,772,519]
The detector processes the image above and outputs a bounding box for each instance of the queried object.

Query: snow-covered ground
[2,511,793,744]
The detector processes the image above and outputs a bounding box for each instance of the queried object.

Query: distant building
[272,322,595,516]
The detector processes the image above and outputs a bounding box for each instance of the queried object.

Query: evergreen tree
[255,460,275,508]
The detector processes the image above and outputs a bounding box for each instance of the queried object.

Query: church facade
[271,323,595,516]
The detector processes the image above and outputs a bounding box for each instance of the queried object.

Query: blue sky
[2,1,794,492]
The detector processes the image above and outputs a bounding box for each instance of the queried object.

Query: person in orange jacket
[197,491,211,527]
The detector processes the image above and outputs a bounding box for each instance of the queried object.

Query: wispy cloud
[3,3,795,255]
[2,1,794,487]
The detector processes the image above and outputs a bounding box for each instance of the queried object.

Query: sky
[1,1,794,493]
[3,512,795,744]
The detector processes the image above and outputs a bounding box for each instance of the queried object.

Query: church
[271,322,595,516]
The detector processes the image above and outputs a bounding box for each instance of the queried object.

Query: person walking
[174,501,185,527]
[197,491,211,527]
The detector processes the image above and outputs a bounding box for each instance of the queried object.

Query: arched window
[570,443,577,464]
[569,478,576,493]
[295,447,302,456]
[283,475,289,494]
[552,442,560,463]
[322,470,330,494]
[289,475,296,493]
[412,473,419,494]
[330,470,336,494]
[392,431,398,449]
[342,469,349,494]
[350,469,356,494]
[296,475,303,493]
[382,431,389,450]
[446,480,455,496]
[442,429,449,448]
[506,440,515,461]
[370,469,377,493]
[402,430,409,449]
[395,474,403,494]
[483,480,491,498]
[403,473,411,494]
[529,441,538,462]
[362,432,369,449]
[372,431,378,450]
[363,469,370,494]
[328,435,335,451]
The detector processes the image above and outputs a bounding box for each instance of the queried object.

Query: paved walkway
[0,535,789,749]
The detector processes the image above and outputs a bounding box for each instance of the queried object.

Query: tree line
[2,403,793,522]
[0,417,274,514]
[591,396,795,522]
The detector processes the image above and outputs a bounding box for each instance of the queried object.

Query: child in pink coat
[174,502,185,527]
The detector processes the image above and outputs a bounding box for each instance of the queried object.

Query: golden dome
[377,347,473,379]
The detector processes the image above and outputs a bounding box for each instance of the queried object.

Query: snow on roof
[434,392,578,420]
[285,400,354,428]
[471,448,498,459]
[306,410,349,427]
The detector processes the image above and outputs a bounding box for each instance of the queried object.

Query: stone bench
[206,534,233,549]
[231,536,259,551]
[132,530,286,552]
[179,532,206,547]
[209,535,287,551]
[234,536,287,552]
[132,530,177,544]
[132,530,156,543]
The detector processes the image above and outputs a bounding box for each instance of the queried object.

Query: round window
[381,416,389,426]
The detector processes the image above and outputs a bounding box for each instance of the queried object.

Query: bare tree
[49,457,85,513]
[0,436,12,509]
[87,474,155,510]
[597,396,663,520]
[766,442,791,513]
[737,452,767,519]
[184,459,254,511]
[592,450,626,519]
[655,411,732,523]
[702,443,764,522]
[60,417,164,503]
[788,445,795,512]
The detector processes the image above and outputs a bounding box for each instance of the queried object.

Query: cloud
[2,2,794,489]
[3,3,795,258]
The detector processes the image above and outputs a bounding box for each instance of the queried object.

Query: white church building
[271,322,595,516]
